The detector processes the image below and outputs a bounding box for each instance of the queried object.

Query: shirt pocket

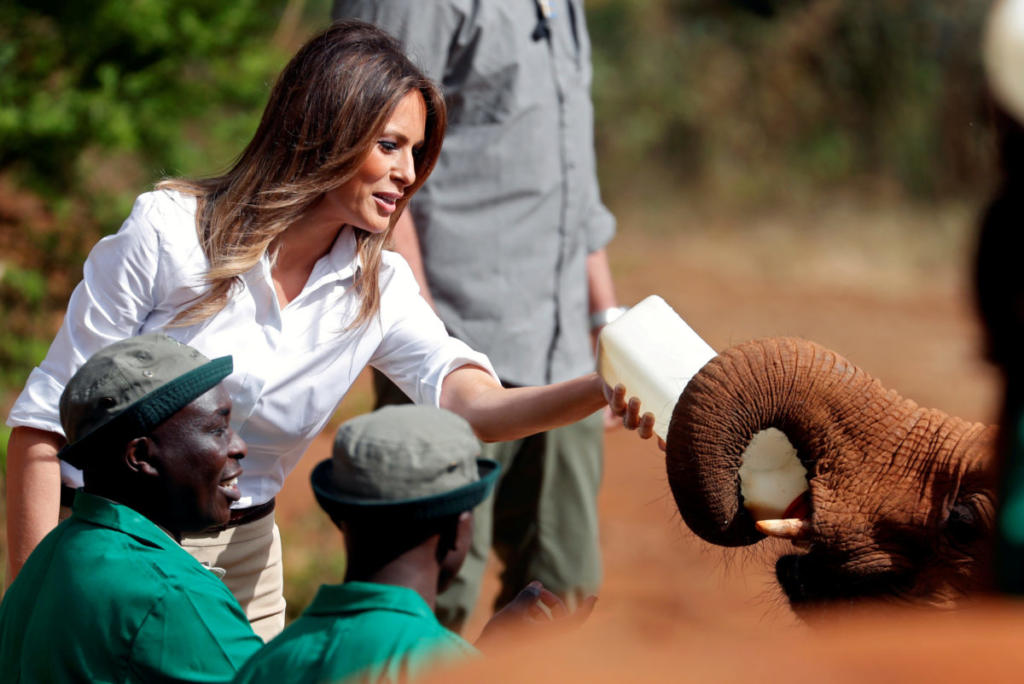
[446,7,544,125]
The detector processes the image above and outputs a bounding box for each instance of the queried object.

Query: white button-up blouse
[7,190,498,506]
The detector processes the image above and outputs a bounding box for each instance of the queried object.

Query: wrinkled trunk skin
[666,337,997,607]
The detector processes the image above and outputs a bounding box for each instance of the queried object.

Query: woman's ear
[124,437,160,478]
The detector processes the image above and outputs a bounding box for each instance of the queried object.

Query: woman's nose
[393,150,416,188]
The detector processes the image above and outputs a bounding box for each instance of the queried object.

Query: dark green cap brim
[58,356,233,470]
[311,458,500,522]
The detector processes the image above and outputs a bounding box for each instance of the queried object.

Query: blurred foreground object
[980,0,1024,595]
[417,602,1024,683]
[984,0,1024,123]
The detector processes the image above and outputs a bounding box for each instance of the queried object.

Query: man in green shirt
[0,333,263,682]
[233,405,589,683]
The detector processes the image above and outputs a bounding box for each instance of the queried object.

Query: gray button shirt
[334,0,616,385]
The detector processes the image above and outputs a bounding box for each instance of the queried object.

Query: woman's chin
[353,220,390,235]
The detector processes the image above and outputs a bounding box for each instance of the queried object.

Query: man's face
[147,385,245,534]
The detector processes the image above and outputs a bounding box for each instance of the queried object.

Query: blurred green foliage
[281,513,348,622]
[0,0,330,403]
[0,425,9,475]
[588,0,996,205]
[0,0,291,197]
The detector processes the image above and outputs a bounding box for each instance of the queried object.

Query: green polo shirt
[0,492,262,683]
[232,581,479,683]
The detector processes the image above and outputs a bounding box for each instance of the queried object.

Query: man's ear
[124,436,160,477]
[438,511,475,593]
[454,510,473,551]
[440,511,473,553]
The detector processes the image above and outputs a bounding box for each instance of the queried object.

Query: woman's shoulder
[128,188,199,230]
[119,189,202,250]
[378,248,420,293]
[379,248,415,278]
[99,189,206,283]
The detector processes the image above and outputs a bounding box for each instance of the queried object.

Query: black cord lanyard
[532,0,554,41]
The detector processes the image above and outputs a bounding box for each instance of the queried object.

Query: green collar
[303,581,436,620]
[71,492,180,552]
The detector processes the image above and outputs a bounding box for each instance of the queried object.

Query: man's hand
[474,581,597,651]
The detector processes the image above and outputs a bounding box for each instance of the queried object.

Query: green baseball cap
[58,333,233,470]
[311,405,500,522]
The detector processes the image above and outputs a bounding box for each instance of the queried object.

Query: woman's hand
[604,384,666,451]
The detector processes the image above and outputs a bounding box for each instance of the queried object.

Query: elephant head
[666,337,998,613]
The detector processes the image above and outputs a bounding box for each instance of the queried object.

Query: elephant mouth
[776,553,829,607]
[775,548,917,614]
[762,490,894,608]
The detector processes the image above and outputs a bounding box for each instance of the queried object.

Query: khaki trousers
[181,513,286,642]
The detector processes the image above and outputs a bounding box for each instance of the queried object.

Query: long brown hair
[159,20,446,328]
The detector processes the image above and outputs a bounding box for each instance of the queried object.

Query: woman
[5,20,651,639]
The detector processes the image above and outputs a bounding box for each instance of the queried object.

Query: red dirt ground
[275,219,1011,680]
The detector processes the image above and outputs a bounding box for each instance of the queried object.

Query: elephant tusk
[755,518,811,539]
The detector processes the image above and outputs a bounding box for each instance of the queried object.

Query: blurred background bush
[589,0,994,206]
[0,0,1001,594]
[0,0,316,470]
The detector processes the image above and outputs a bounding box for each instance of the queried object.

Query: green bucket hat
[58,333,233,470]
[311,405,500,522]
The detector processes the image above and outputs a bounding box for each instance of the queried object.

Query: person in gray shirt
[332,1,624,632]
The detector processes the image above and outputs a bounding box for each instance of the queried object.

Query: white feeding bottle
[598,296,809,519]
[596,295,717,441]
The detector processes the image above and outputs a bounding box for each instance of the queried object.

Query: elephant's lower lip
[776,553,837,607]
[776,554,813,603]
[776,551,916,610]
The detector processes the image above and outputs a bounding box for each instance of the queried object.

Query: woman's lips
[373,193,401,214]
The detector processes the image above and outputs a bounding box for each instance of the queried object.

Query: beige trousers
[181,513,286,642]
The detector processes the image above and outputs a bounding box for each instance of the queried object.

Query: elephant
[665,336,998,614]
[661,0,1024,614]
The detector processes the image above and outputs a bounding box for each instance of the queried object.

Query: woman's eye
[378,140,398,152]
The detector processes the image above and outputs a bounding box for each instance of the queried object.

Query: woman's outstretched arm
[440,365,654,443]
[5,427,64,584]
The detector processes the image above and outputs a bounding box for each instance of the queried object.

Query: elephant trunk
[665,337,988,547]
